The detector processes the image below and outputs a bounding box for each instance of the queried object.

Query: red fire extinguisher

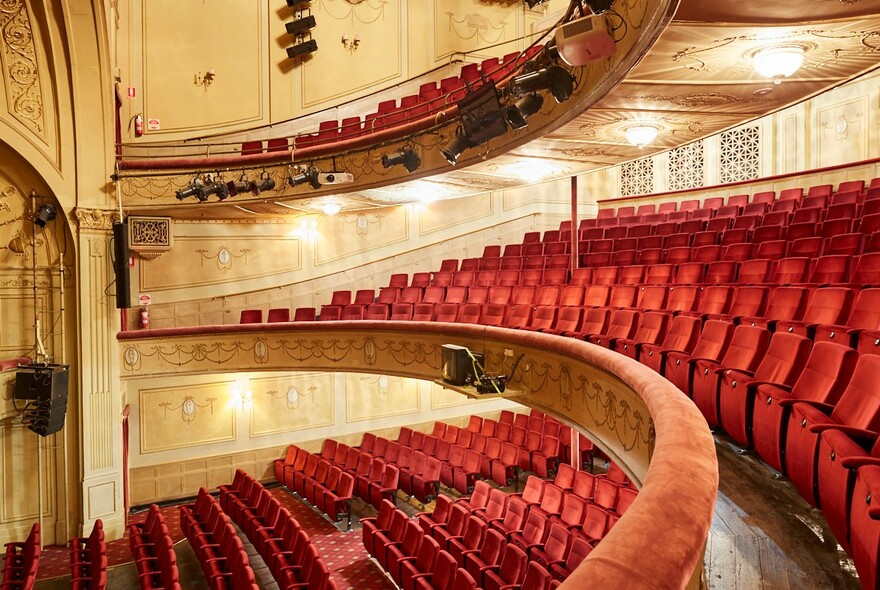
[140,306,149,329]
[134,113,144,137]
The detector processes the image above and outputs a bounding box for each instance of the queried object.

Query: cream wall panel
[345,374,419,422]
[139,235,302,292]
[138,381,237,454]
[250,373,335,437]
[419,194,492,235]
[141,0,267,134]
[0,427,42,522]
[300,1,404,108]
[816,96,870,167]
[432,1,522,62]
[315,207,409,265]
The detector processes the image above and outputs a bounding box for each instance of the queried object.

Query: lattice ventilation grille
[720,124,761,184]
[620,157,655,197]
[667,141,705,191]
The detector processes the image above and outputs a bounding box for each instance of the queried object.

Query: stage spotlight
[175,179,203,201]
[381,148,421,173]
[226,177,251,197]
[195,177,229,202]
[287,39,318,59]
[510,65,576,103]
[505,93,544,129]
[253,174,276,194]
[34,204,57,227]
[286,15,316,35]
[584,0,615,14]
[441,131,470,166]
[289,166,321,190]
[286,0,311,6]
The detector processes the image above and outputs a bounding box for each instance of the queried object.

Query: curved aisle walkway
[708,435,858,589]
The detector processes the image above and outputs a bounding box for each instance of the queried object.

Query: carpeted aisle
[31,487,394,590]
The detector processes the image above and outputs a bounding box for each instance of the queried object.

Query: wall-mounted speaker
[113,222,130,309]
[15,364,70,437]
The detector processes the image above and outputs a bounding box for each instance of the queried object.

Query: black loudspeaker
[15,364,70,437]
[113,222,130,309]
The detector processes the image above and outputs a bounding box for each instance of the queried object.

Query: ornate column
[73,207,125,539]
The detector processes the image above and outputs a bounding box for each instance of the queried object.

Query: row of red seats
[272,446,356,524]
[69,519,107,590]
[2,523,40,590]
[178,489,258,590]
[592,179,879,225]
[241,47,542,156]
[218,471,338,590]
[128,506,181,590]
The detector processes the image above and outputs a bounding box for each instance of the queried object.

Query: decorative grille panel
[620,157,654,196]
[719,125,761,184]
[667,141,705,191]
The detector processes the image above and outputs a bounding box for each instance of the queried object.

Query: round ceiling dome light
[322,201,341,215]
[624,125,659,148]
[752,45,805,84]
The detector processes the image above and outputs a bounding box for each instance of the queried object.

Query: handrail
[118,321,717,590]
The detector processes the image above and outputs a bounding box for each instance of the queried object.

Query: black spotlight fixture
[505,93,545,129]
[382,148,421,173]
[286,0,311,6]
[253,173,276,194]
[286,15,316,35]
[287,39,318,59]
[510,65,576,103]
[226,176,252,197]
[34,204,57,227]
[175,179,203,201]
[289,166,321,190]
[584,0,615,14]
[194,176,229,202]
[441,131,470,166]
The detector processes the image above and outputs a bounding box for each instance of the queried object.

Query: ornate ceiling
[120,0,880,218]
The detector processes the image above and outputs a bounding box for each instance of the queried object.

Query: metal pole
[570,176,578,274]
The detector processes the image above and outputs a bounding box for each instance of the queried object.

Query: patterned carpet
[31,487,393,590]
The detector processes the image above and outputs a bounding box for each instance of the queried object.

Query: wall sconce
[341,34,361,53]
[231,386,253,410]
[194,68,215,90]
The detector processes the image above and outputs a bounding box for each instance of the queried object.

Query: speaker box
[113,222,130,309]
[15,364,70,437]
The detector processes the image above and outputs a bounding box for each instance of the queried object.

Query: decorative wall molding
[719,124,761,184]
[667,141,705,191]
[74,208,120,231]
[0,0,45,135]
[620,157,655,196]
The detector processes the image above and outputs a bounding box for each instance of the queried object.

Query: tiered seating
[2,523,40,590]
[274,443,355,524]
[69,519,107,590]
[128,506,181,590]
[179,489,259,590]
[217,472,338,590]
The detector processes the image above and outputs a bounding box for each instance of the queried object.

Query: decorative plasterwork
[620,157,655,197]
[319,0,388,23]
[622,91,774,109]
[447,12,509,44]
[719,124,761,183]
[74,208,120,231]
[0,0,44,135]
[667,141,705,191]
[128,216,172,260]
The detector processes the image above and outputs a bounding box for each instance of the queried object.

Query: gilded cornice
[74,207,120,231]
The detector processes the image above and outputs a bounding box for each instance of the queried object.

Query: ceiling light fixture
[509,65,576,103]
[322,201,341,215]
[752,45,805,84]
[289,166,321,190]
[382,148,421,173]
[624,125,659,148]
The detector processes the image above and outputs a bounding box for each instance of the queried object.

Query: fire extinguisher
[134,113,144,137]
[140,306,149,329]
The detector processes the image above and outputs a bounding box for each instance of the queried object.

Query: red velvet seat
[614,311,669,360]
[848,465,880,589]
[717,332,812,447]
[482,543,528,590]
[639,314,701,376]
[786,354,880,507]
[665,320,734,395]
[775,287,854,337]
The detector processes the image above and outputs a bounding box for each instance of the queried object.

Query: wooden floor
[707,435,859,589]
